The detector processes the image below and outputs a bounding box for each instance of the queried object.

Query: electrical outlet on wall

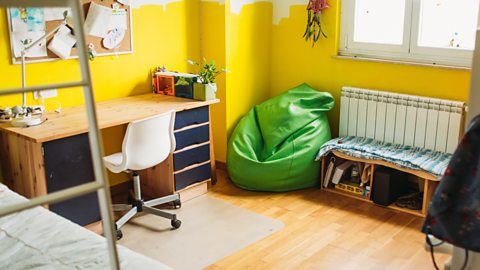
[34,89,58,100]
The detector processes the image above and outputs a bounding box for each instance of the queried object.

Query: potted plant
[187,59,225,101]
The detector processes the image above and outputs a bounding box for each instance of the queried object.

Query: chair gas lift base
[113,171,182,240]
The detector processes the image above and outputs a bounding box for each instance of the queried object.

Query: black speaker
[372,167,408,206]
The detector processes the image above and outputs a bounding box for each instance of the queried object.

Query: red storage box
[154,75,175,96]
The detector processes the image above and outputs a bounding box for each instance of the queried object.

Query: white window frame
[339,0,476,68]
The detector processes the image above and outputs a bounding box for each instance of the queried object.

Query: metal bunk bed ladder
[0,0,120,269]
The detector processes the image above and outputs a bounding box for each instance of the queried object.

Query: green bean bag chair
[227,83,334,192]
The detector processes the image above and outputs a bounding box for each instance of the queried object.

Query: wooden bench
[319,87,466,217]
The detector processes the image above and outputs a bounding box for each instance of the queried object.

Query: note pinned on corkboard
[6,0,133,64]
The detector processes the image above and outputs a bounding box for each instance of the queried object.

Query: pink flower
[307,0,330,13]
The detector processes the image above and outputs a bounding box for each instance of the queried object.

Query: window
[339,0,480,67]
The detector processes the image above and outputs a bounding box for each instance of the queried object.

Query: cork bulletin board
[7,0,133,64]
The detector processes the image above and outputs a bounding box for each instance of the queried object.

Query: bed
[0,184,172,270]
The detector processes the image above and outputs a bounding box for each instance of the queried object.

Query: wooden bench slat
[330,150,439,181]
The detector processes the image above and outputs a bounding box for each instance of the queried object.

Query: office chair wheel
[116,229,123,240]
[173,199,181,209]
[171,219,181,229]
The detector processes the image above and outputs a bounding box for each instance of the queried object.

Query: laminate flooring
[205,170,448,270]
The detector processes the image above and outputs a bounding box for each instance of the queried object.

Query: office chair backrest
[122,110,176,171]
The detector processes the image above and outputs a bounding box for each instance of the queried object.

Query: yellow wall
[200,1,227,162]
[0,2,201,185]
[225,1,272,138]
[200,0,273,162]
[0,0,473,182]
[201,0,471,161]
[270,2,471,136]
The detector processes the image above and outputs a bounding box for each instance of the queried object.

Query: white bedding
[0,184,172,270]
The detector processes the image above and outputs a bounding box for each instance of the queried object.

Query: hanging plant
[303,0,329,46]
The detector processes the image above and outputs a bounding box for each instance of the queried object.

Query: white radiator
[339,87,466,154]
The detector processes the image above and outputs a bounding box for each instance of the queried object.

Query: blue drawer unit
[174,106,209,130]
[174,124,210,150]
[174,163,211,190]
[147,104,216,193]
[174,143,210,171]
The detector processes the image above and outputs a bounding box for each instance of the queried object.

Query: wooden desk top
[0,94,219,143]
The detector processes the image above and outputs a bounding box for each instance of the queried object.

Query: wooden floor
[205,170,448,270]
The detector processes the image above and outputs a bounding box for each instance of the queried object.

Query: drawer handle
[174,160,211,174]
[174,142,210,154]
[174,122,209,133]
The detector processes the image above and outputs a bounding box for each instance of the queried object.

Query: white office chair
[103,110,181,240]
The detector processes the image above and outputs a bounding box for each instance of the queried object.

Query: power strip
[34,89,57,100]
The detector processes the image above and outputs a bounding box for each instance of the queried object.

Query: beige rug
[118,195,284,270]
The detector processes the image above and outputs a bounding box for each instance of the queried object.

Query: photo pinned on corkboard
[6,0,133,64]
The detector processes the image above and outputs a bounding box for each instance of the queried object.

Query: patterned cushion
[316,136,452,177]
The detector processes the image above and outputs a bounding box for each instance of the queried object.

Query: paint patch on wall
[230,0,272,14]
[205,0,307,25]
[131,0,182,9]
[133,0,307,24]
[134,0,226,9]
[201,0,226,4]
[272,0,306,24]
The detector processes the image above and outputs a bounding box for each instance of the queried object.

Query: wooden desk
[0,93,219,225]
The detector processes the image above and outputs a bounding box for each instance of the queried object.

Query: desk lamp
[13,10,69,127]
[20,11,68,109]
